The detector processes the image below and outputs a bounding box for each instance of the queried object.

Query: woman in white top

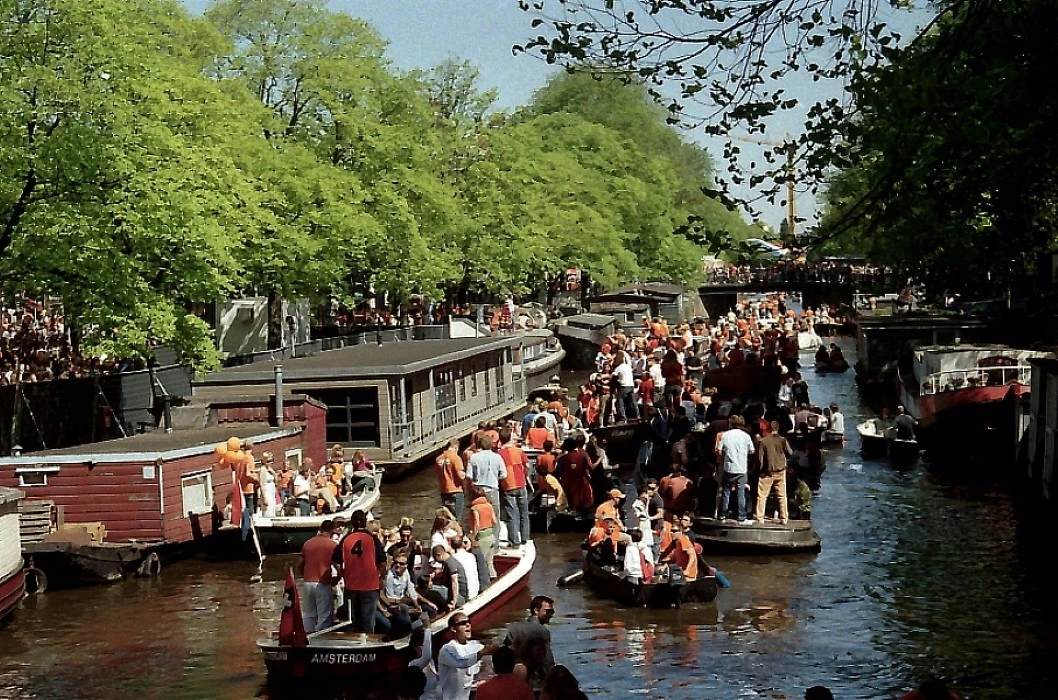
[258,451,278,517]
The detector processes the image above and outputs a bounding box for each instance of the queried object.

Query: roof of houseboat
[197,336,516,386]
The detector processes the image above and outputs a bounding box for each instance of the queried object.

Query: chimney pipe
[274,364,284,427]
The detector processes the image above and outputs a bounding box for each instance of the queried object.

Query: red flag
[278,568,308,647]
[231,467,243,527]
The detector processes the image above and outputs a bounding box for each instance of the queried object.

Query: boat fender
[136,552,162,577]
[24,566,47,595]
[557,570,584,587]
[711,568,732,588]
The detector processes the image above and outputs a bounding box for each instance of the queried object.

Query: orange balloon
[226,449,245,467]
[226,436,242,453]
[214,443,227,459]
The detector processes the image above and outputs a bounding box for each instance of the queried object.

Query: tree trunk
[267,289,283,350]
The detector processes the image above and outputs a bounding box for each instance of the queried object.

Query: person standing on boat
[334,510,386,633]
[754,421,792,524]
[893,405,917,440]
[259,451,278,517]
[717,415,755,523]
[612,350,638,422]
[277,459,295,509]
[465,434,506,537]
[438,614,502,700]
[435,439,466,522]
[298,519,338,633]
[498,427,531,548]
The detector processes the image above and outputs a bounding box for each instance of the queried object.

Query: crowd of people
[0,304,139,385]
[705,259,893,287]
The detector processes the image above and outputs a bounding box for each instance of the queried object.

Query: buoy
[23,566,47,595]
[557,570,584,587]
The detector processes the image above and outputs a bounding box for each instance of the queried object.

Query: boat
[703,364,768,400]
[582,551,718,608]
[814,359,850,373]
[586,420,655,466]
[513,329,567,392]
[856,419,919,462]
[552,313,617,370]
[797,330,823,351]
[0,487,25,623]
[691,517,821,554]
[251,470,383,554]
[896,345,1050,454]
[258,541,536,683]
[788,427,844,451]
[528,493,594,534]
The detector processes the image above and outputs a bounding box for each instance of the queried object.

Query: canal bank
[1,349,1056,699]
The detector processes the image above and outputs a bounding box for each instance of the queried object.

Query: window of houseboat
[181,470,213,515]
[15,466,59,487]
[306,387,382,448]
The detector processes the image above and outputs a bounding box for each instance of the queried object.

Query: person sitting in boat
[587,517,627,569]
[828,343,847,368]
[450,536,481,600]
[893,405,918,440]
[827,403,845,442]
[814,344,829,366]
[658,514,698,580]
[389,521,426,575]
[378,552,420,640]
[414,572,449,617]
[431,545,468,608]
[785,466,813,520]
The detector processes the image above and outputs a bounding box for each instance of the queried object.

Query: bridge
[698,268,895,318]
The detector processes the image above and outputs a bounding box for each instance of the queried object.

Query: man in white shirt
[631,485,654,549]
[828,403,845,438]
[612,356,638,422]
[450,537,480,599]
[437,614,500,700]
[717,415,755,523]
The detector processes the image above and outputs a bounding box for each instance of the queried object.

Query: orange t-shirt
[498,445,528,491]
[671,534,698,579]
[434,449,465,495]
[340,531,381,592]
[588,525,621,548]
[525,427,552,450]
[594,501,620,526]
[470,497,496,530]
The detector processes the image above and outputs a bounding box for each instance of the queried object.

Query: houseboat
[0,408,322,589]
[513,329,566,396]
[897,345,1050,459]
[195,336,527,479]
[0,487,24,623]
[554,313,617,370]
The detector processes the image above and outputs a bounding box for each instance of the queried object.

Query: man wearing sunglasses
[378,554,422,640]
[437,614,501,700]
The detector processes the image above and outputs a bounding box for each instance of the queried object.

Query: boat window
[284,448,302,471]
[181,470,213,515]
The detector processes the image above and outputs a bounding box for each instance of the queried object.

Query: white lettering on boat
[263,651,288,661]
[310,653,377,665]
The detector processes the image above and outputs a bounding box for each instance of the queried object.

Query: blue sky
[181,1,931,233]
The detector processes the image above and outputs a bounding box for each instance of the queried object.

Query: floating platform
[692,517,821,554]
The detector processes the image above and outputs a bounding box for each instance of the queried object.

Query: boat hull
[21,541,155,589]
[260,544,535,683]
[692,517,821,554]
[0,567,23,624]
[582,555,718,608]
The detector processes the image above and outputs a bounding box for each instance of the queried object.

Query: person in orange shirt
[525,415,553,450]
[660,515,698,580]
[587,517,621,567]
[469,486,498,579]
[435,438,466,521]
[594,488,624,525]
[497,427,531,547]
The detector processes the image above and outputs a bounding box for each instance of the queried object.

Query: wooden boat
[258,541,535,683]
[856,419,919,462]
[788,427,845,451]
[587,420,655,465]
[691,516,821,554]
[252,470,383,554]
[582,552,718,608]
[0,487,25,622]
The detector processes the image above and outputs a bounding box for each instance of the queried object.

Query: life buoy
[23,566,47,595]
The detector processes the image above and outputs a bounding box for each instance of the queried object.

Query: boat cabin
[194,337,526,473]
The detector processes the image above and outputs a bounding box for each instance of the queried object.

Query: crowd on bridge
[705,259,893,287]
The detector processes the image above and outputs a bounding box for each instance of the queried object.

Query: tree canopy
[2,0,754,369]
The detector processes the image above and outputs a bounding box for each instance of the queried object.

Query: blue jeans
[301,581,334,633]
[502,487,531,547]
[442,491,465,523]
[719,472,748,521]
[348,590,380,633]
[616,386,638,421]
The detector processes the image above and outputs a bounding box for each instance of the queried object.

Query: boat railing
[390,376,527,455]
[921,365,1032,395]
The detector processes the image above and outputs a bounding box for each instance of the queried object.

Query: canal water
[1,341,1056,699]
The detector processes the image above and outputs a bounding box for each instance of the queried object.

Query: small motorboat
[856,420,919,462]
[259,542,536,683]
[252,470,383,554]
[582,552,718,608]
[814,359,850,373]
[691,517,821,554]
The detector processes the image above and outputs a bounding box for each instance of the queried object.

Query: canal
[1,341,1055,699]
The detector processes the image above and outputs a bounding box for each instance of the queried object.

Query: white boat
[0,487,24,623]
[252,470,383,553]
[856,419,918,462]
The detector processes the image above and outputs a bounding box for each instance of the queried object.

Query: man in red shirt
[435,438,466,520]
[334,510,387,633]
[497,427,531,547]
[659,464,696,516]
[475,646,535,700]
[298,520,337,632]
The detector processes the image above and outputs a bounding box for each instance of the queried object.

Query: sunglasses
[394,561,408,566]
[454,619,471,627]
